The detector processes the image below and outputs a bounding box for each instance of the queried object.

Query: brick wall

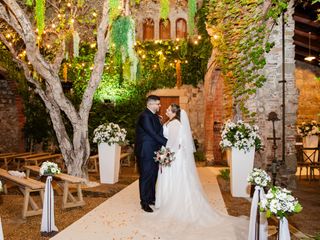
[0,73,25,152]
[295,60,320,123]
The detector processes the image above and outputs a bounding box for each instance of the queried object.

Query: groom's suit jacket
[135,108,167,159]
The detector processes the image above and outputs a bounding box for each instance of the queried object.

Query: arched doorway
[159,19,171,40]
[143,18,155,41]
[176,18,187,39]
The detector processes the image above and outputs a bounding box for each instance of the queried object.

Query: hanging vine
[111,16,138,80]
[188,0,197,35]
[206,0,289,116]
[160,0,170,20]
[35,0,46,36]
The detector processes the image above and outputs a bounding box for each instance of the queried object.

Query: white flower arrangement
[259,186,302,219]
[247,168,271,187]
[93,122,127,145]
[40,161,61,176]
[154,146,175,167]
[220,119,262,152]
[297,121,320,137]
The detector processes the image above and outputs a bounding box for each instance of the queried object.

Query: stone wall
[0,71,25,152]
[246,1,298,186]
[295,60,320,123]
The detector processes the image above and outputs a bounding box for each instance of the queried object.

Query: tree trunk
[0,0,111,178]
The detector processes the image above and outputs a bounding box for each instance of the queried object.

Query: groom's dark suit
[135,108,167,206]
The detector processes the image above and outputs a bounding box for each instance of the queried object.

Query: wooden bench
[0,168,45,219]
[0,152,33,170]
[15,152,51,170]
[88,152,132,173]
[25,165,86,210]
[24,154,62,167]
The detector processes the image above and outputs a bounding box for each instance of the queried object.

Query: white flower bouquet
[154,146,175,167]
[220,119,262,152]
[40,161,61,176]
[259,186,302,219]
[247,168,271,187]
[297,121,320,137]
[93,122,127,145]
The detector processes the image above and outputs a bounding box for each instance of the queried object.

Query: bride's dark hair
[170,103,181,122]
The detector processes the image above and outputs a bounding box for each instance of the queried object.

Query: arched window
[143,18,154,40]
[159,19,171,40]
[176,18,187,39]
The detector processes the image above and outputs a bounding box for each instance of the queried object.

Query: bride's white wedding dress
[135,110,248,240]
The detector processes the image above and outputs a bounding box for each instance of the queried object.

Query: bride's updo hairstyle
[170,103,181,122]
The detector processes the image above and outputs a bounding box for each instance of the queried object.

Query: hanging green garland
[26,0,33,7]
[109,0,121,25]
[188,0,197,35]
[111,16,138,80]
[160,0,170,20]
[35,0,45,36]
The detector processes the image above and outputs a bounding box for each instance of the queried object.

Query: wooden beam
[294,15,320,28]
[294,40,320,52]
[294,29,320,40]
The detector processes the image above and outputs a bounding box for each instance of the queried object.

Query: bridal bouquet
[154,146,175,167]
[93,122,127,145]
[259,186,302,219]
[247,168,271,188]
[297,121,320,137]
[40,161,61,176]
[220,119,262,152]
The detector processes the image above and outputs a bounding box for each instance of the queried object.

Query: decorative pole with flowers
[220,120,262,197]
[39,161,61,236]
[247,168,271,240]
[259,186,302,240]
[93,122,127,184]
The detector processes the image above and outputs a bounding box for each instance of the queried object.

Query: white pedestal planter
[303,135,319,162]
[98,143,121,184]
[230,147,255,198]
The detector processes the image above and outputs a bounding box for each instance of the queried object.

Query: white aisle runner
[52,167,243,240]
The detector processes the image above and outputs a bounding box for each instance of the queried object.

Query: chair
[296,145,310,180]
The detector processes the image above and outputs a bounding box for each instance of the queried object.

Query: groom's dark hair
[146,95,160,103]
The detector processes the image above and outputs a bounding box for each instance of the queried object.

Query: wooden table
[25,165,86,209]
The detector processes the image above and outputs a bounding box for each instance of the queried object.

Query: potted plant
[220,119,262,197]
[93,122,127,184]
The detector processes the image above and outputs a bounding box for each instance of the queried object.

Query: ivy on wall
[206,0,289,117]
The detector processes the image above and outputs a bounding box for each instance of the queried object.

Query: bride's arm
[166,120,181,152]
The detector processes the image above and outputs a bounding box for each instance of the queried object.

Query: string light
[175,46,179,50]
[67,2,71,7]
[52,24,56,28]
[92,12,97,17]
[213,34,219,40]
[185,60,188,63]
[197,35,202,40]
[142,55,146,59]
[194,40,198,45]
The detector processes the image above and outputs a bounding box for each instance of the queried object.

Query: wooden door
[159,96,179,123]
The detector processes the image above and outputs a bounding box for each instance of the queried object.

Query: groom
[135,95,167,212]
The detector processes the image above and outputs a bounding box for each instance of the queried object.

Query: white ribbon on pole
[248,186,268,240]
[0,217,4,240]
[41,176,58,233]
[279,217,290,240]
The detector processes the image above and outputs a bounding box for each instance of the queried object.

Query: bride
[150,103,248,239]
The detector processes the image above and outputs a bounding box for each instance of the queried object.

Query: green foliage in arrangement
[219,169,230,180]
[206,0,289,116]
